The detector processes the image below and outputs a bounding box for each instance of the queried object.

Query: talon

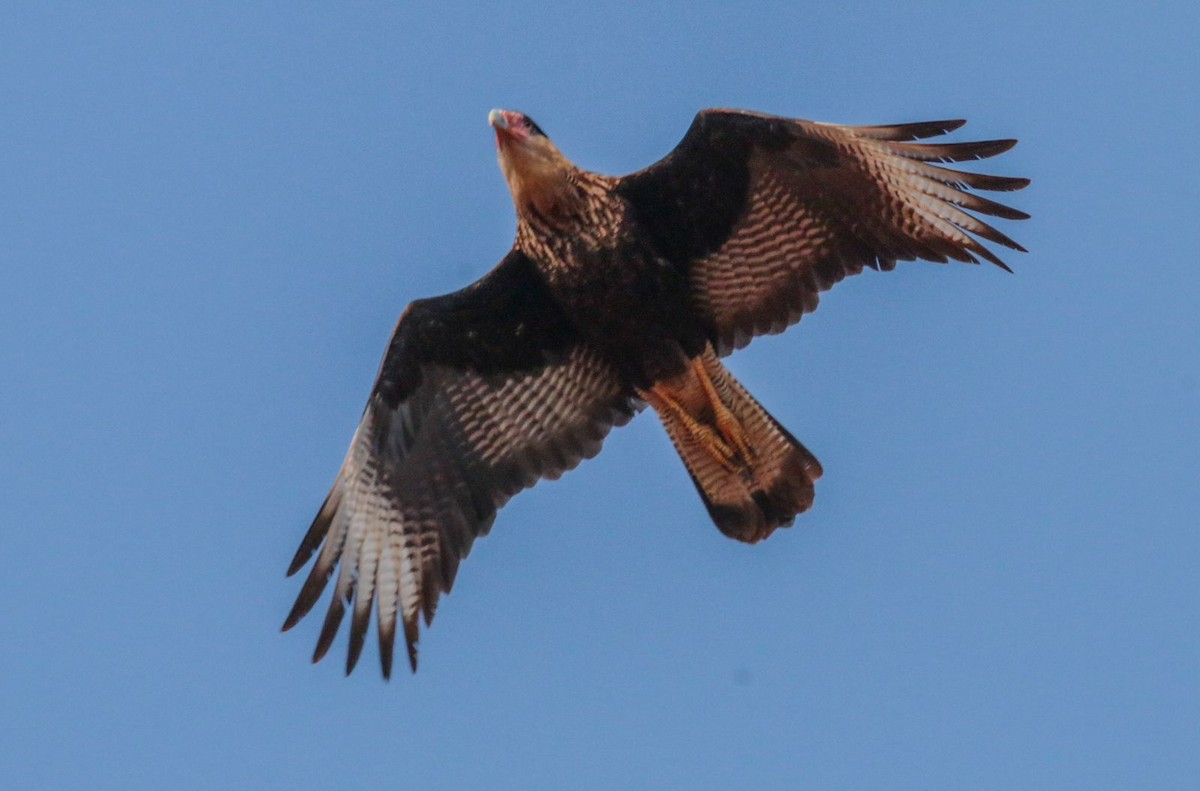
[693,357,755,464]
[643,385,740,473]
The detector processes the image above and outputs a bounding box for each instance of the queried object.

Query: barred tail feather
[648,351,822,543]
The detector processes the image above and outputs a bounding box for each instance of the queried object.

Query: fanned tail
[644,349,822,543]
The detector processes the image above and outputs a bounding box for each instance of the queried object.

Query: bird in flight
[283,107,1028,678]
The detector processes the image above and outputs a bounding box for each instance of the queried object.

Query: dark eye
[525,117,546,137]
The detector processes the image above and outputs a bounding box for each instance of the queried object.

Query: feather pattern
[284,107,1027,678]
[283,251,635,678]
[617,109,1029,355]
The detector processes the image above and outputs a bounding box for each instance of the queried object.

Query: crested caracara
[283,107,1029,678]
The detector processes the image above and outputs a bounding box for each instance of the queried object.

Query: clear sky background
[3,2,1197,789]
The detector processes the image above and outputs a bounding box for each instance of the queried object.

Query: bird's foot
[692,357,755,465]
[644,385,741,473]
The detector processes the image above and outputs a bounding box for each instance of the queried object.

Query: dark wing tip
[894,118,967,139]
[312,595,346,664]
[926,139,1019,163]
[989,138,1018,154]
[988,201,1030,221]
[972,244,1015,273]
[405,618,420,674]
[287,492,339,576]
[380,640,394,681]
[281,560,335,632]
[985,176,1031,192]
[345,612,370,676]
[853,118,966,140]
[963,138,1018,159]
[285,549,311,578]
[280,609,302,633]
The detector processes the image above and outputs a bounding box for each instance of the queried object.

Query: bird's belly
[549,247,705,386]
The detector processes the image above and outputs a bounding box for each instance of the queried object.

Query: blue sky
[3,2,1197,788]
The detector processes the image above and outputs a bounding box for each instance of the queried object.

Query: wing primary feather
[927,198,1028,252]
[345,608,368,675]
[312,594,345,663]
[281,539,341,632]
[404,616,420,673]
[421,565,441,626]
[345,530,380,676]
[286,488,340,576]
[378,613,396,680]
[874,153,1031,195]
[849,119,966,140]
[907,201,1010,270]
[874,159,1030,221]
[927,166,1030,192]
[314,510,365,662]
[888,139,1018,163]
[945,189,1030,221]
[376,544,399,680]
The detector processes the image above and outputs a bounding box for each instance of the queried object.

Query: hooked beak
[489,108,528,145]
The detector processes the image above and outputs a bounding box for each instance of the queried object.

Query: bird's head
[489,109,577,218]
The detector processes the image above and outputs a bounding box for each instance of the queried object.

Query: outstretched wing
[282,249,636,678]
[616,110,1030,355]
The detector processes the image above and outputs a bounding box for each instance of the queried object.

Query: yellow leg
[644,385,740,472]
[693,358,756,464]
